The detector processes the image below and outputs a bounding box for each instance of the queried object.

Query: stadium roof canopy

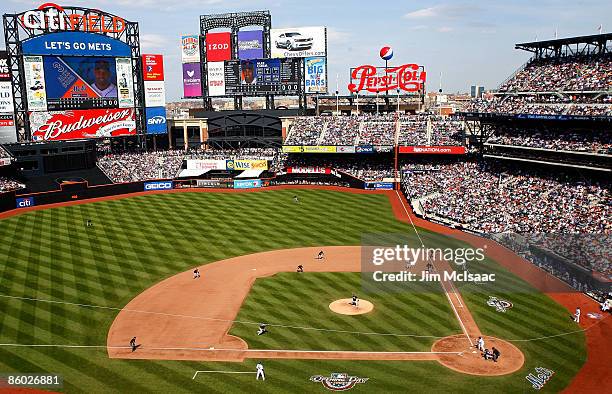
[515,33,612,57]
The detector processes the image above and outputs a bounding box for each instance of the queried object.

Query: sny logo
[147,116,165,125]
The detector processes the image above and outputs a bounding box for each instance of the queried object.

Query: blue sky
[2,0,610,101]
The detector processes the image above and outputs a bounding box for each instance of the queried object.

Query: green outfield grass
[0,190,586,392]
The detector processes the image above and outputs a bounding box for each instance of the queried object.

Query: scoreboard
[222,58,300,96]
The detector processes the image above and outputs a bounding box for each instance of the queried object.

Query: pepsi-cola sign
[348,64,426,93]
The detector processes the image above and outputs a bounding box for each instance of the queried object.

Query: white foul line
[193,371,255,379]
[394,192,473,347]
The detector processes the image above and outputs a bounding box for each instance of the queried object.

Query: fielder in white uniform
[574,307,581,323]
[256,362,265,380]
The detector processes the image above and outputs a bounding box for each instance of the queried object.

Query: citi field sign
[19,3,126,34]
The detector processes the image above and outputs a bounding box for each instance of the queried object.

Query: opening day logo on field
[487,296,513,313]
[310,373,369,391]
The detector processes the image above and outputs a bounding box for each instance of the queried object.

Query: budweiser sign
[348,64,426,93]
[30,108,136,141]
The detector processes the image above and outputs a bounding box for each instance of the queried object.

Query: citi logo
[148,116,166,125]
[16,197,35,208]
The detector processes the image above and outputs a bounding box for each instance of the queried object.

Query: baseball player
[317,250,325,260]
[293,195,299,203]
[350,294,359,307]
[296,265,304,273]
[256,361,265,380]
[130,336,137,352]
[477,336,485,352]
[193,268,200,279]
[257,323,268,336]
[574,307,581,323]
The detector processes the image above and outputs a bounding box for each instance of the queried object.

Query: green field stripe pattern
[230,272,461,351]
[0,190,586,393]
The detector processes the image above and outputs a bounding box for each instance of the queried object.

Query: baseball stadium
[0,2,610,394]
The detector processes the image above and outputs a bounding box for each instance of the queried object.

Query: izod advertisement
[205,32,232,62]
[142,54,164,81]
[30,108,136,141]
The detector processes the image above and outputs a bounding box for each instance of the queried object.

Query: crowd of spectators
[285,117,327,145]
[0,177,25,192]
[97,150,184,183]
[498,54,612,92]
[321,116,362,145]
[286,114,465,147]
[465,97,612,117]
[402,161,610,234]
[487,126,612,154]
[397,115,427,145]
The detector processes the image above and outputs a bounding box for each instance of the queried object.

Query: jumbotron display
[3,3,145,141]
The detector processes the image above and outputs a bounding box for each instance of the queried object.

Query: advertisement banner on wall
[0,114,17,144]
[0,82,14,112]
[282,146,303,153]
[145,106,167,134]
[207,61,225,96]
[29,108,136,141]
[399,146,466,154]
[181,35,200,63]
[24,55,47,111]
[16,197,35,208]
[144,81,166,107]
[0,51,10,80]
[365,182,394,190]
[225,159,268,170]
[186,159,227,170]
[234,179,262,189]
[304,56,327,94]
[182,63,202,98]
[21,32,132,57]
[287,167,331,174]
[205,32,232,62]
[144,181,173,191]
[302,145,336,153]
[336,146,356,153]
[271,27,326,58]
[237,30,264,60]
[142,54,164,81]
[115,57,134,108]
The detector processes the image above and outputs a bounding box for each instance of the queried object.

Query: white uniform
[256,363,265,380]
[574,307,581,323]
[477,337,485,352]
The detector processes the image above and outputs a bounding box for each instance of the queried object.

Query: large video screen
[43,56,123,110]
[209,58,300,96]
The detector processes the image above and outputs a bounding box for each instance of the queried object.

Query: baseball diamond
[0,2,611,393]
[0,188,607,392]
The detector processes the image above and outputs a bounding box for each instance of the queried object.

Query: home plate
[251,268,256,271]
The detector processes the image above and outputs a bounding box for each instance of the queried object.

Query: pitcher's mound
[329,299,374,315]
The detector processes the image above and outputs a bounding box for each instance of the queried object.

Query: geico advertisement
[144,181,173,191]
[226,159,268,170]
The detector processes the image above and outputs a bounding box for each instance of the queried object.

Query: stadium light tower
[396,88,400,113]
